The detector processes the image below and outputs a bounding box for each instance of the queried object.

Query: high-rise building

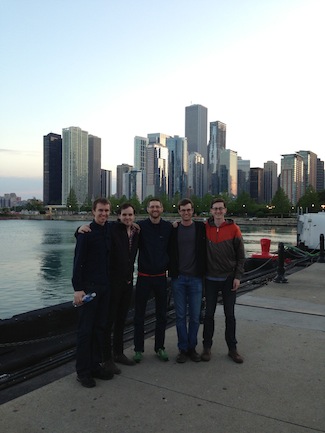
[316,158,325,192]
[208,121,226,194]
[166,136,188,199]
[123,170,143,201]
[101,169,112,198]
[43,132,62,205]
[88,135,101,201]
[146,144,169,197]
[280,153,304,205]
[219,149,238,197]
[185,104,208,192]
[263,161,278,203]
[237,157,250,195]
[134,136,148,171]
[188,152,204,198]
[147,133,170,147]
[297,150,317,192]
[62,127,89,206]
[116,164,133,198]
[250,167,264,203]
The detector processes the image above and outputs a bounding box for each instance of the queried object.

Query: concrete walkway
[1,263,324,433]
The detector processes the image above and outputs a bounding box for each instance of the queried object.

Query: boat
[297,212,325,250]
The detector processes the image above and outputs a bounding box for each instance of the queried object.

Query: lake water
[0,219,297,320]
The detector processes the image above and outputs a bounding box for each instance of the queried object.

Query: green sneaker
[156,348,169,361]
[133,351,143,363]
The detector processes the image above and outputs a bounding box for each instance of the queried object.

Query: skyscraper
[281,153,304,205]
[207,121,226,194]
[88,135,101,201]
[250,167,264,203]
[263,161,278,203]
[237,157,250,195]
[188,152,204,198]
[62,126,89,206]
[101,169,112,198]
[297,150,317,193]
[219,149,238,197]
[43,132,62,205]
[185,104,208,192]
[116,164,133,198]
[146,144,169,197]
[166,135,188,199]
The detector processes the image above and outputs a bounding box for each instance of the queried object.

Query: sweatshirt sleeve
[72,233,88,291]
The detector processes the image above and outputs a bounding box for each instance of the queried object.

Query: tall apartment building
[237,157,250,195]
[43,132,62,205]
[316,158,325,192]
[146,144,169,197]
[88,135,101,201]
[208,121,226,194]
[134,136,148,171]
[101,169,112,198]
[219,149,238,197]
[62,126,89,205]
[297,150,317,192]
[147,133,170,147]
[188,152,204,198]
[166,136,188,199]
[263,160,278,203]
[123,170,143,201]
[116,164,133,198]
[280,153,304,205]
[185,104,208,192]
[250,167,264,203]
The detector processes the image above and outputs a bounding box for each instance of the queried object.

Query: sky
[1,0,324,200]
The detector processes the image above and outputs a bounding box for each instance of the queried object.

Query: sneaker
[201,348,211,362]
[188,349,201,362]
[133,351,143,363]
[92,367,114,380]
[228,349,244,364]
[104,359,121,375]
[156,348,169,361]
[77,375,96,388]
[176,351,188,363]
[114,353,136,366]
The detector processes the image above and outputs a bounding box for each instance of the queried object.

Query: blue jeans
[134,275,167,353]
[172,275,203,352]
[202,277,237,351]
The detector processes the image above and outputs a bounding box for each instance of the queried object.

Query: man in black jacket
[169,199,206,363]
[72,198,113,388]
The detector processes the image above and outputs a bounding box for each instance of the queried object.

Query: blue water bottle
[73,292,96,307]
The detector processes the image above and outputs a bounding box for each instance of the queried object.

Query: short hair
[92,198,111,211]
[178,198,194,210]
[210,197,226,209]
[118,202,135,214]
[147,197,163,206]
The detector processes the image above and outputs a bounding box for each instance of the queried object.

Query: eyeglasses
[211,207,225,211]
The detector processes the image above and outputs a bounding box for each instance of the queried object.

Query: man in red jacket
[201,197,246,364]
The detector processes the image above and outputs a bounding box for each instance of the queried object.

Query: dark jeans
[171,275,202,352]
[103,279,133,359]
[202,277,237,351]
[133,275,167,353]
[75,286,110,377]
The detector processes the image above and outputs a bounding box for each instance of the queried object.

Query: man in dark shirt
[133,198,172,363]
[169,199,206,363]
[72,198,113,387]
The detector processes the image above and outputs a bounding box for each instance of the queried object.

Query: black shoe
[176,351,187,363]
[201,348,211,362]
[92,367,114,380]
[114,353,136,366]
[188,349,201,362]
[104,359,121,375]
[77,375,96,388]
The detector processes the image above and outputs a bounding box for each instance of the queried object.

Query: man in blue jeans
[169,199,206,363]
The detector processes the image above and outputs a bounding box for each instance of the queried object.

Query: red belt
[138,272,166,277]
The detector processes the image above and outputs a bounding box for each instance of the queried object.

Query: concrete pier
[1,263,324,433]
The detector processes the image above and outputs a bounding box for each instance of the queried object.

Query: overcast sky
[1,0,324,199]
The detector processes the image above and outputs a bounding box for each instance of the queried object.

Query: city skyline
[1,0,325,199]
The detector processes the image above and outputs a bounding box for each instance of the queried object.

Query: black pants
[103,279,133,359]
[202,277,238,351]
[76,286,110,377]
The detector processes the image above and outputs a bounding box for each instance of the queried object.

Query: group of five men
[72,196,245,388]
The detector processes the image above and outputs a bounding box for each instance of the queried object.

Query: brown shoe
[200,348,211,362]
[228,349,243,364]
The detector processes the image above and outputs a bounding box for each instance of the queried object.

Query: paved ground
[1,263,324,433]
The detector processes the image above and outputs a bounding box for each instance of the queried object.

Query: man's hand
[73,290,86,306]
[231,278,240,291]
[78,224,91,233]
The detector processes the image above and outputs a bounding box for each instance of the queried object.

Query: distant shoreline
[0,213,297,227]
